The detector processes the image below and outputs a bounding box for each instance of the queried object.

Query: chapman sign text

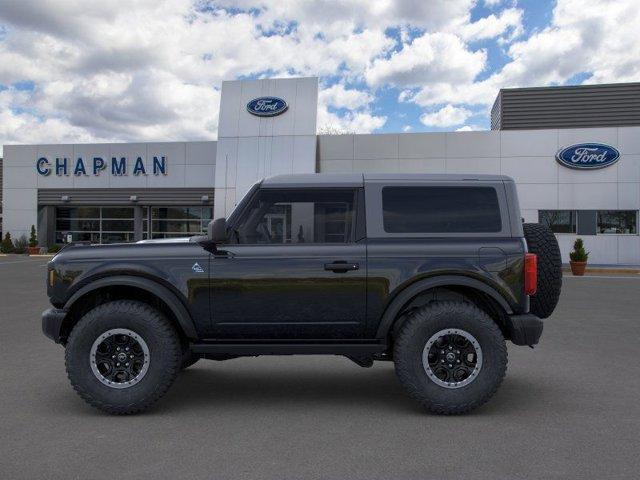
[36,156,168,177]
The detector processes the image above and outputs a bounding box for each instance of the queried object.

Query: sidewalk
[562,264,640,276]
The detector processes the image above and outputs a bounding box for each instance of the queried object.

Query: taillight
[524,253,537,295]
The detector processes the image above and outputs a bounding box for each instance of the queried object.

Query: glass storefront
[143,206,213,239]
[55,205,213,244]
[55,207,135,244]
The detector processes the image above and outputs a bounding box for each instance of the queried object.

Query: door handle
[324,261,359,273]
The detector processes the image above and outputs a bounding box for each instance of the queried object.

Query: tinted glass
[382,186,501,233]
[147,206,214,239]
[597,210,637,234]
[539,210,577,233]
[234,189,355,244]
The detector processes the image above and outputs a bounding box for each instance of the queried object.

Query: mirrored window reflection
[55,207,134,244]
[539,210,577,233]
[597,211,637,234]
[234,189,355,244]
[144,206,214,239]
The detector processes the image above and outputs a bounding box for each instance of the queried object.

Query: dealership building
[2,78,640,264]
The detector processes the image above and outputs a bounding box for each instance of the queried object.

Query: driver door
[210,187,367,339]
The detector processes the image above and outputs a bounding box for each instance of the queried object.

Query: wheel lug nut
[116,363,120,366]
[126,347,129,351]
[112,355,115,359]
[449,364,453,367]
[457,360,460,363]
[125,363,129,367]
[130,355,134,358]
[116,347,120,351]
[456,350,460,354]
[449,346,452,350]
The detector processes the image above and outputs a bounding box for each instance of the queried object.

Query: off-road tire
[394,301,507,415]
[523,222,562,319]
[65,300,181,414]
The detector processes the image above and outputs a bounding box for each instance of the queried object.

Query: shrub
[13,235,28,254]
[47,244,62,254]
[1,233,14,253]
[569,238,589,262]
[29,225,38,247]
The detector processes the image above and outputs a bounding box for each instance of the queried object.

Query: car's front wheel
[65,300,181,414]
[394,301,507,414]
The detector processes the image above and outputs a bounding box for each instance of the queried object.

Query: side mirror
[208,218,227,244]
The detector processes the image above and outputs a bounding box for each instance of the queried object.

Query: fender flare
[64,275,198,339]
[375,275,513,339]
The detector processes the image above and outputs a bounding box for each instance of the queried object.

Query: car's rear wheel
[394,301,507,414]
[523,222,562,319]
[65,300,181,414]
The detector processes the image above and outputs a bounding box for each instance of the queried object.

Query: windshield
[226,180,261,227]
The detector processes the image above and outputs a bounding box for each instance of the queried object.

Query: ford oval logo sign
[556,143,620,170]
[246,97,288,117]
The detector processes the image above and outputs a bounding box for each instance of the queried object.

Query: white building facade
[2,76,640,264]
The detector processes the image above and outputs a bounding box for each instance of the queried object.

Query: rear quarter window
[382,186,502,233]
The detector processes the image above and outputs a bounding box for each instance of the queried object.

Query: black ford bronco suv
[42,173,562,415]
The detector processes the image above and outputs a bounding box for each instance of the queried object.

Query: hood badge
[192,262,205,273]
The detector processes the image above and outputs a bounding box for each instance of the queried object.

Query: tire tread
[394,301,507,415]
[65,300,181,415]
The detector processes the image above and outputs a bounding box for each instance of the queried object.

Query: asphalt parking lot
[1,255,639,479]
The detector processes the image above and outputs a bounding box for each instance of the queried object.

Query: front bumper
[42,308,68,344]
[506,313,543,346]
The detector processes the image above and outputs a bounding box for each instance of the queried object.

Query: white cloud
[402,125,412,132]
[456,124,483,131]
[0,0,638,149]
[405,0,640,110]
[319,84,373,110]
[458,8,523,42]
[420,105,472,127]
[366,32,486,88]
[317,107,387,134]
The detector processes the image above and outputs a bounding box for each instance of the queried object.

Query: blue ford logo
[247,97,288,117]
[556,143,620,170]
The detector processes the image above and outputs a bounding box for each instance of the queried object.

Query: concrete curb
[562,266,640,276]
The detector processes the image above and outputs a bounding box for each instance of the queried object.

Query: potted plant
[569,238,589,276]
[28,225,40,255]
[1,232,14,254]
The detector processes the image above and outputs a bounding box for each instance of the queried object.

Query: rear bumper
[42,308,67,344]
[506,313,543,346]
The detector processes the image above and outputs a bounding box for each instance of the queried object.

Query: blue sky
[0,0,638,149]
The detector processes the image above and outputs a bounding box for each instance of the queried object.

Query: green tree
[13,235,28,254]
[29,225,38,248]
[1,232,15,253]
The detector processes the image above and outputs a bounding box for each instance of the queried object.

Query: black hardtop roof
[261,173,513,188]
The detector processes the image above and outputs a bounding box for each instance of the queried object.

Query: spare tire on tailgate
[523,223,562,319]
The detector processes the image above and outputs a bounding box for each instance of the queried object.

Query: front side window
[597,210,637,234]
[232,189,355,244]
[539,210,577,233]
[382,186,502,233]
